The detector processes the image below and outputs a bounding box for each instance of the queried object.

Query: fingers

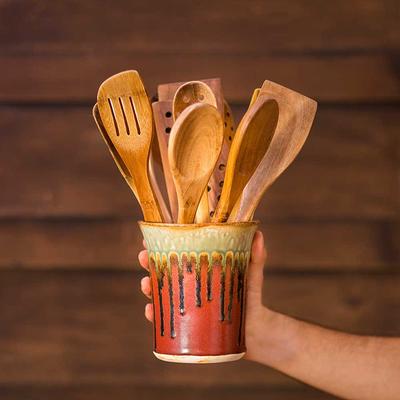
[247,231,267,304]
[145,303,154,322]
[140,241,152,322]
[141,275,153,322]
[138,249,149,271]
[142,239,147,249]
[141,276,152,299]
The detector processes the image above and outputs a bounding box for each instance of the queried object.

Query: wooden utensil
[93,103,137,196]
[158,78,229,217]
[228,80,318,222]
[212,96,279,222]
[159,78,224,114]
[173,80,218,118]
[173,81,219,222]
[148,151,173,223]
[249,88,260,108]
[223,99,236,144]
[168,103,224,224]
[97,70,163,222]
[93,103,172,222]
[152,100,178,222]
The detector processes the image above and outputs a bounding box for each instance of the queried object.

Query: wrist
[245,307,300,369]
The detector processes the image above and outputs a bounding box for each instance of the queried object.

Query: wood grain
[1,54,399,103]
[0,270,399,385]
[0,105,397,219]
[1,0,398,54]
[0,220,397,270]
[0,384,338,400]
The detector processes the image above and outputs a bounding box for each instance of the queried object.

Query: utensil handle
[135,170,164,222]
[195,190,210,223]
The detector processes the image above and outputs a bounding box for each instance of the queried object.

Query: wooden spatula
[228,81,317,222]
[212,96,279,222]
[97,70,163,222]
[168,103,224,224]
[93,103,172,222]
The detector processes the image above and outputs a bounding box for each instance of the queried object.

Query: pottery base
[153,351,245,364]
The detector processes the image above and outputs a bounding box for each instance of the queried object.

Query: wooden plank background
[0,1,399,399]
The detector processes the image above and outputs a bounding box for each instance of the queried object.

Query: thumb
[246,231,267,305]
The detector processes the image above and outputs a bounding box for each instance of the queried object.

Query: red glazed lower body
[149,254,247,358]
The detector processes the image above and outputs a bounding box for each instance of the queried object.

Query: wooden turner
[168,103,223,223]
[228,80,318,222]
[97,70,163,222]
[212,96,279,222]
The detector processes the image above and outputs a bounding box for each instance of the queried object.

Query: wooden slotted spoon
[168,103,224,224]
[97,70,163,222]
[212,96,279,222]
[228,80,318,222]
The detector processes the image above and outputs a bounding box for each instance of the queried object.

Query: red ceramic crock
[139,221,258,364]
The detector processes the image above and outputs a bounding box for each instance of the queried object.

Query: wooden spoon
[158,78,229,217]
[212,96,279,222]
[173,80,218,118]
[158,78,224,114]
[168,103,223,224]
[93,103,172,222]
[97,70,163,222]
[173,81,218,222]
[228,80,318,222]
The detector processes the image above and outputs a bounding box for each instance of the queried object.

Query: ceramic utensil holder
[139,221,258,364]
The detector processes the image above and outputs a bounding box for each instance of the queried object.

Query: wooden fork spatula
[97,70,163,222]
[228,81,317,222]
